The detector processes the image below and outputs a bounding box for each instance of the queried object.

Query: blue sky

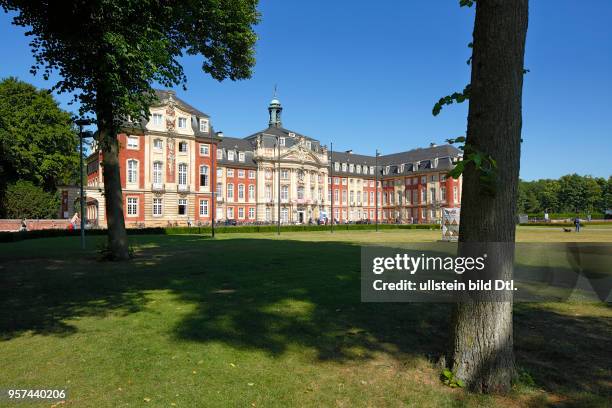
[1,0,610,180]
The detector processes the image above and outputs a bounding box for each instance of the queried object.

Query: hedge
[0,223,441,243]
[526,212,605,220]
[519,221,610,227]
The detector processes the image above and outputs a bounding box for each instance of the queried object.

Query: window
[249,170,256,179]
[342,163,347,172]
[217,168,223,178]
[227,183,234,199]
[453,186,458,203]
[342,190,347,204]
[356,165,361,174]
[441,186,447,201]
[153,138,163,150]
[334,189,339,203]
[199,119,209,132]
[178,163,187,185]
[281,185,289,201]
[238,169,245,178]
[238,207,245,219]
[238,152,245,162]
[152,113,163,126]
[342,178,347,185]
[217,182,223,197]
[199,200,209,216]
[178,117,187,129]
[153,162,163,184]
[248,185,255,200]
[334,177,339,185]
[349,191,354,203]
[127,136,139,149]
[153,198,162,216]
[281,169,289,180]
[217,148,223,160]
[199,144,210,156]
[297,186,305,200]
[430,187,436,202]
[248,207,255,219]
[279,137,285,146]
[127,160,138,184]
[281,207,288,223]
[238,184,245,199]
[265,207,271,221]
[265,185,271,200]
[328,189,332,203]
[370,191,374,204]
[178,198,187,215]
[349,164,354,173]
[178,142,188,153]
[227,207,234,219]
[421,188,426,204]
[413,190,418,205]
[227,168,234,177]
[306,141,312,149]
[421,176,426,184]
[370,166,375,174]
[127,197,138,216]
[334,162,339,171]
[227,150,235,161]
[199,165,209,187]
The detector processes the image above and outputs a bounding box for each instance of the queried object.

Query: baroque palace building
[77,90,462,227]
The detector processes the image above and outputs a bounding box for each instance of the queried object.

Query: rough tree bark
[96,90,130,261]
[450,0,529,393]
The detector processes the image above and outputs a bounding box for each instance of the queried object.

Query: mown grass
[0,228,610,407]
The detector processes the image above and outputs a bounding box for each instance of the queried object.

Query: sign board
[441,208,460,241]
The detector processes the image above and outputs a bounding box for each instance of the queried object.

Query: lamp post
[277,135,281,235]
[375,149,381,232]
[212,131,223,238]
[75,118,94,249]
[330,142,334,233]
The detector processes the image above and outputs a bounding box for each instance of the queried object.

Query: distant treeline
[518,174,611,216]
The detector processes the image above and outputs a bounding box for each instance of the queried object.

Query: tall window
[227,207,234,219]
[281,207,288,222]
[265,207,271,221]
[430,187,436,203]
[370,191,374,204]
[199,119,209,132]
[441,186,447,202]
[281,185,289,201]
[178,163,187,185]
[238,152,245,162]
[297,186,305,200]
[199,166,209,187]
[152,113,163,126]
[199,144,209,156]
[334,190,339,203]
[217,182,223,198]
[217,148,223,160]
[152,162,163,184]
[127,160,138,183]
[238,184,245,199]
[279,137,285,146]
[227,183,234,199]
[153,198,162,216]
[349,191,354,203]
[199,200,209,216]
[248,185,255,200]
[453,186,458,203]
[127,197,138,216]
[178,198,187,215]
[342,190,347,204]
[238,207,245,219]
[281,169,289,180]
[248,207,255,219]
[265,184,272,200]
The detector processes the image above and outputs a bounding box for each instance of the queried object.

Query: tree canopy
[3,179,60,219]
[0,77,78,216]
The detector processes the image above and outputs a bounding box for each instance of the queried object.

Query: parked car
[224,219,237,226]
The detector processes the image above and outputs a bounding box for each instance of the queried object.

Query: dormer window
[349,164,354,173]
[228,150,235,161]
[238,152,245,162]
[370,166,375,174]
[341,163,347,172]
[217,148,223,160]
[334,162,339,171]
[288,132,295,138]
[152,113,163,126]
[199,118,209,132]
[306,141,312,149]
[279,137,286,147]
[178,117,187,129]
[356,165,361,174]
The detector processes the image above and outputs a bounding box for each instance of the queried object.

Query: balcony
[177,184,190,193]
[151,182,165,192]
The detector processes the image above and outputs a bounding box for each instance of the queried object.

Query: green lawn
[0,229,610,407]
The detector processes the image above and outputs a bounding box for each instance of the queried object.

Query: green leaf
[442,369,453,379]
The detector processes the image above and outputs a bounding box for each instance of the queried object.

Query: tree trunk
[450,0,528,393]
[97,100,130,261]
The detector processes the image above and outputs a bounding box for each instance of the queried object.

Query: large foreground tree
[448,0,529,393]
[1,0,259,259]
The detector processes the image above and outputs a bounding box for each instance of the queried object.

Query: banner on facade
[441,208,460,241]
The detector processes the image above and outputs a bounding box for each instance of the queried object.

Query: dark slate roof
[244,126,322,153]
[329,144,461,177]
[217,136,257,168]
